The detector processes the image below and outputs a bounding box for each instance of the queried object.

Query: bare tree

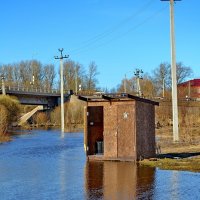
[62,60,86,92]
[31,60,43,88]
[18,61,32,87]
[0,59,101,93]
[85,61,99,91]
[152,63,171,96]
[117,77,135,94]
[0,60,56,90]
[0,64,15,87]
[140,74,156,98]
[43,64,56,90]
[13,63,21,85]
[152,62,193,96]
[63,60,76,91]
[176,62,193,84]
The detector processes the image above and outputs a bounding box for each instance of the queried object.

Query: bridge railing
[3,86,60,94]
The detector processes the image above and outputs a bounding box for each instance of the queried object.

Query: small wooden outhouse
[79,93,159,161]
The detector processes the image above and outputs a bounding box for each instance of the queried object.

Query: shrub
[50,95,85,129]
[0,95,20,141]
[50,106,61,125]
[33,112,49,125]
[0,104,8,134]
[0,95,20,124]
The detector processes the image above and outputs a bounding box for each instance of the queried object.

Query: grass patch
[139,157,200,172]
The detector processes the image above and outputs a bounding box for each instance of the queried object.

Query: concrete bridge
[0,86,72,125]
[0,86,72,109]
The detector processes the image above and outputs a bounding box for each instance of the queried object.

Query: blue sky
[1,0,200,89]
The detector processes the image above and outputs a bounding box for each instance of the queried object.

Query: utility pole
[1,75,6,95]
[75,66,78,94]
[134,69,143,96]
[55,48,69,138]
[188,80,191,98]
[161,0,181,142]
[160,66,166,98]
[124,74,127,93]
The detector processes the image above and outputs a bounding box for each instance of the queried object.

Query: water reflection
[85,162,104,199]
[85,161,155,200]
[59,149,67,199]
[170,171,180,200]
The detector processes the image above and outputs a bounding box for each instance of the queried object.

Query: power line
[68,0,156,55]
[70,5,168,56]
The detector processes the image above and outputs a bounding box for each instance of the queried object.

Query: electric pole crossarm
[134,69,143,96]
[55,49,69,60]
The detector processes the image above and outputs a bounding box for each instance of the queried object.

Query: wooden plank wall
[135,101,156,159]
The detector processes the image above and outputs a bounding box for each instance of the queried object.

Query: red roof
[179,79,200,87]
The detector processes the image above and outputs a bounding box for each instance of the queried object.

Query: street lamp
[30,75,35,91]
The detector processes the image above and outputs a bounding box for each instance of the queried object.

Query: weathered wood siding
[135,101,155,159]
[117,104,136,159]
[88,101,136,159]
[103,102,118,158]
[84,106,88,154]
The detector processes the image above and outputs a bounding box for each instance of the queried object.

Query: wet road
[0,130,199,200]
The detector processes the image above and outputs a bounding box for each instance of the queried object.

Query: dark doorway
[87,106,104,155]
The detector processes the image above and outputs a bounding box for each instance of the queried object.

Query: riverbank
[140,126,200,172]
[140,142,200,172]
[140,156,200,172]
[0,134,11,143]
[140,148,200,173]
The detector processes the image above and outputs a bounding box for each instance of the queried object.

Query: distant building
[178,79,200,99]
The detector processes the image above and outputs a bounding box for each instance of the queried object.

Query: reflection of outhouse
[79,93,159,161]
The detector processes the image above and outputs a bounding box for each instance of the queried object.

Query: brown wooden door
[87,106,104,155]
[117,104,135,159]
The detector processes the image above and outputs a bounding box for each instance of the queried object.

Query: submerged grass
[139,157,200,172]
[0,134,11,143]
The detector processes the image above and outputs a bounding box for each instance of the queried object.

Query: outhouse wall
[135,101,156,159]
[87,101,136,159]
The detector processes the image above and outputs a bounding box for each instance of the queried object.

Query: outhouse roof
[78,93,159,106]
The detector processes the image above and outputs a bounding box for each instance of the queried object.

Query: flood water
[0,130,199,200]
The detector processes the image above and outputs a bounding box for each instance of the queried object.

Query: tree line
[116,62,193,98]
[0,60,99,93]
[0,60,193,97]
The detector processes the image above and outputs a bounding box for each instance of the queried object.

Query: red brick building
[178,79,200,99]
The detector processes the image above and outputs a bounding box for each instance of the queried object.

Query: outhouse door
[117,104,136,159]
[87,106,104,155]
